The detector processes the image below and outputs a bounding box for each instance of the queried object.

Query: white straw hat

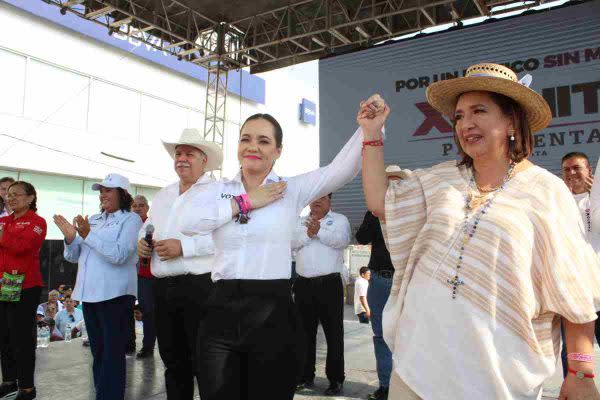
[162,128,223,171]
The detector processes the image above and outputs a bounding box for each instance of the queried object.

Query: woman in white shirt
[185,109,377,400]
[54,173,142,400]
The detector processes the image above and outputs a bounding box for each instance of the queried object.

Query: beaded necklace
[447,163,516,299]
[585,194,591,233]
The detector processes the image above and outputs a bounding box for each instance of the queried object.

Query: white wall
[0,1,320,236]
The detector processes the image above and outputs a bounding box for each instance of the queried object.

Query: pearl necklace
[448,163,516,299]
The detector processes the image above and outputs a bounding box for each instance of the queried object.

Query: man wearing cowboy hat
[137,128,222,400]
[355,165,407,400]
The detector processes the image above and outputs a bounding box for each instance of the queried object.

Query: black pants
[84,295,135,400]
[0,286,41,389]
[294,273,345,384]
[154,273,213,400]
[197,279,300,400]
[138,277,156,350]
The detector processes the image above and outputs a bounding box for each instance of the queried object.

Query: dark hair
[8,181,38,212]
[359,266,370,276]
[328,193,333,199]
[0,177,15,185]
[133,304,142,312]
[453,91,533,168]
[561,152,589,166]
[64,295,72,301]
[100,187,133,213]
[240,113,283,148]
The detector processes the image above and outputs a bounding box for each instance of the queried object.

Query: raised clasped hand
[356,94,391,140]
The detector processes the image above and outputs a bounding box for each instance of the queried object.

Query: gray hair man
[136,128,222,399]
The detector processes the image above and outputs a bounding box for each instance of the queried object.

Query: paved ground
[16,304,600,399]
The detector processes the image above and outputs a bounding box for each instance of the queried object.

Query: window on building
[19,172,84,240]
[0,49,26,116]
[139,95,190,146]
[24,60,89,130]
[88,80,140,142]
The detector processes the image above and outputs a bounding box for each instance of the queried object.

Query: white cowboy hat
[386,165,412,179]
[162,128,223,171]
[426,62,551,133]
[92,173,130,192]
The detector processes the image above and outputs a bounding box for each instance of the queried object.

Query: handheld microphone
[140,224,154,268]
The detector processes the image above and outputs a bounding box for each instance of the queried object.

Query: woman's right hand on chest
[247,182,287,210]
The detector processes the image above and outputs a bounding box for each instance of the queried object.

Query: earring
[508,129,515,142]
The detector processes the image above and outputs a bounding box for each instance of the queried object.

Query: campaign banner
[319,1,600,228]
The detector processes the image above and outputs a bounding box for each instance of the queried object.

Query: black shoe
[14,388,36,400]
[295,379,314,392]
[368,386,389,400]
[324,382,343,396]
[0,381,17,397]
[136,348,154,359]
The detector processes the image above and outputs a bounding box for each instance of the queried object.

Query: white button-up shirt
[64,210,142,303]
[140,174,215,278]
[291,211,351,278]
[574,192,600,255]
[183,128,363,281]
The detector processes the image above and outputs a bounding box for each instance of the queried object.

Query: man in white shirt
[292,193,351,396]
[354,267,371,324]
[560,151,599,377]
[0,177,15,217]
[137,128,222,400]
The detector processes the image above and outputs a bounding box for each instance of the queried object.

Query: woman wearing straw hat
[360,63,600,399]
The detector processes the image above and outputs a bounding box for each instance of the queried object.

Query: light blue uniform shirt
[55,308,84,337]
[64,210,142,303]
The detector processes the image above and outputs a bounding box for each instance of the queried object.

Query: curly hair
[8,181,38,212]
[100,187,133,212]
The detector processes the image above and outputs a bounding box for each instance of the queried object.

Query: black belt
[372,270,394,279]
[296,273,341,283]
[214,279,292,299]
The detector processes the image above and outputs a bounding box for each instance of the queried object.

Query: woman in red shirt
[0,181,47,400]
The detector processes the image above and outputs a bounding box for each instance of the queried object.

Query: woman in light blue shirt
[53,173,142,400]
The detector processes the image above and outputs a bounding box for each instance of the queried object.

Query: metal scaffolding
[43,0,550,168]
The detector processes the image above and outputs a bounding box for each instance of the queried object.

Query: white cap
[92,173,130,192]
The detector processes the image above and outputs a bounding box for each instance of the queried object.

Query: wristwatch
[568,367,595,380]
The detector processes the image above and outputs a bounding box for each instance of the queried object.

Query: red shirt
[137,216,153,279]
[0,210,47,289]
